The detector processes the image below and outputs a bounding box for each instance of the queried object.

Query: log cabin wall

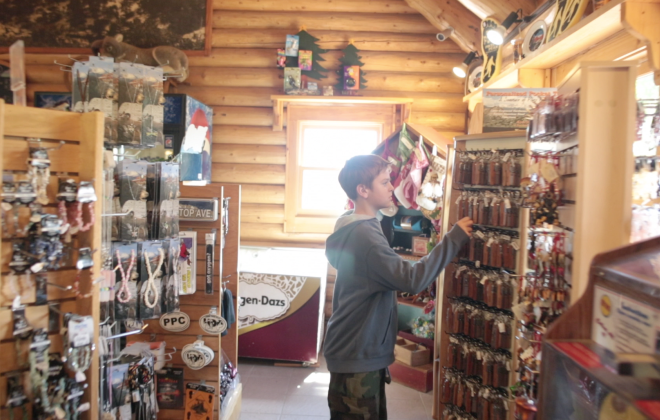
[3,0,469,320]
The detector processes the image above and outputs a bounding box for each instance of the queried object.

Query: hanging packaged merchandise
[185,382,216,420]
[117,63,144,146]
[113,242,139,320]
[165,94,214,185]
[6,373,28,419]
[205,232,215,295]
[161,238,181,313]
[397,124,415,164]
[99,268,116,324]
[63,314,95,383]
[178,231,197,295]
[26,143,52,205]
[182,339,215,370]
[146,162,180,240]
[87,57,115,145]
[115,159,149,242]
[156,367,185,409]
[394,138,429,209]
[147,162,160,239]
[72,61,90,113]
[30,329,51,415]
[142,66,164,148]
[138,241,165,320]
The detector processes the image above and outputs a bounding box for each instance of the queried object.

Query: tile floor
[238,355,434,420]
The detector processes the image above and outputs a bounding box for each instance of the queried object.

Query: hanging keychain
[73,248,95,299]
[64,314,94,383]
[12,181,37,236]
[6,373,28,420]
[57,178,78,236]
[26,141,52,206]
[144,248,165,308]
[2,181,17,236]
[115,249,135,303]
[76,181,97,232]
[29,328,51,416]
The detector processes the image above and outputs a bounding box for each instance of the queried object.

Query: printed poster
[483,88,556,132]
[592,285,660,354]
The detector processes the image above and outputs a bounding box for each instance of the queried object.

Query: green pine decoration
[285,29,329,81]
[335,41,368,90]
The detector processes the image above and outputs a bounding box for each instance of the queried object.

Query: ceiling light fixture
[452,51,477,78]
[486,11,522,45]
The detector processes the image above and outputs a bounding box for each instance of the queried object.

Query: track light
[486,11,521,45]
[453,51,477,78]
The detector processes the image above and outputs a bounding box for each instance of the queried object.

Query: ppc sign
[159,312,191,332]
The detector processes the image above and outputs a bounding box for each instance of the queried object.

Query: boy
[324,154,473,419]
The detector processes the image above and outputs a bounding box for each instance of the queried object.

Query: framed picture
[164,135,174,149]
[412,236,430,257]
[34,92,72,111]
[0,0,213,55]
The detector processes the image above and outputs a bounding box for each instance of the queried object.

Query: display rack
[539,236,660,419]
[128,183,242,420]
[0,105,104,418]
[433,131,529,418]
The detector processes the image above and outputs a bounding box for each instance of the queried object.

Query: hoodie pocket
[381,308,393,345]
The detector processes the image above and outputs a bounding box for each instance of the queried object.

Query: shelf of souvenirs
[464,0,628,108]
[397,296,428,309]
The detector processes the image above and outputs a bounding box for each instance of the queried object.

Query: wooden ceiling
[404,0,541,53]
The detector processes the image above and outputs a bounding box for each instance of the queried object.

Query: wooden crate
[394,338,431,367]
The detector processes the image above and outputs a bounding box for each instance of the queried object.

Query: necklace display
[115,249,135,303]
[144,248,164,308]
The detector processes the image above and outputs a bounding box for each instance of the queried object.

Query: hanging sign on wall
[179,198,218,222]
[481,17,504,84]
[199,307,227,335]
[547,0,589,43]
[159,311,190,332]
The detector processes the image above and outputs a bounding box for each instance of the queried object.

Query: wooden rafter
[454,0,539,21]
[404,0,482,53]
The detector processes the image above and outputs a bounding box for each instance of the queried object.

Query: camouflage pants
[328,368,391,420]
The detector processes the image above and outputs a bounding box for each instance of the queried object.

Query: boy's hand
[457,217,474,237]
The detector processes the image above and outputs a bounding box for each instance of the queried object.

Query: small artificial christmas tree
[285,29,329,81]
[335,41,368,91]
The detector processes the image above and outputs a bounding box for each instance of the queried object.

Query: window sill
[271,95,414,131]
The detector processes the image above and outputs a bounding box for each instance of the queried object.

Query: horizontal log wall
[3,0,468,320]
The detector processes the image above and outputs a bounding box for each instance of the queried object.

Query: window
[284,103,398,234]
[298,123,381,214]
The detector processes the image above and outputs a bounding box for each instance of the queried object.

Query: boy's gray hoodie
[323,211,469,373]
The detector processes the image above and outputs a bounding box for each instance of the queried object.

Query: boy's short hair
[338,154,390,200]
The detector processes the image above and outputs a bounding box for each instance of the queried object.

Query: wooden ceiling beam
[454,0,539,22]
[404,0,482,53]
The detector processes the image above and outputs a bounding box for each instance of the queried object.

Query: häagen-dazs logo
[238,282,290,323]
